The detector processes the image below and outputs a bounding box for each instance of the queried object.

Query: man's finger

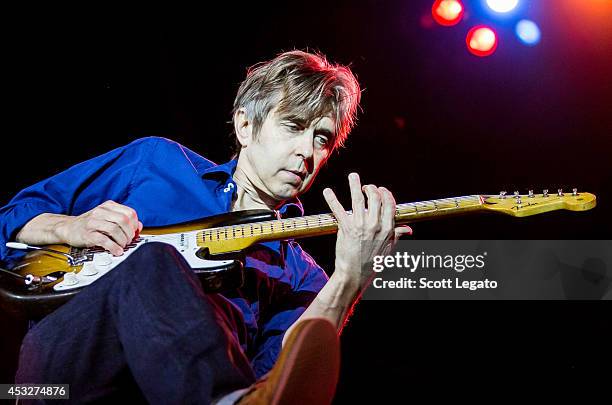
[97,206,138,242]
[380,187,397,234]
[323,188,348,222]
[106,203,140,231]
[89,218,129,247]
[348,173,365,221]
[394,225,413,240]
[90,231,124,256]
[134,221,144,240]
[362,185,381,222]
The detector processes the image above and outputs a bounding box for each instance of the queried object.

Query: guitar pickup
[179,233,189,250]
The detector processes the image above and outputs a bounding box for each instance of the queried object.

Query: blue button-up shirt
[0,136,329,378]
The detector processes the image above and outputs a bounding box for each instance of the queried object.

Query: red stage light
[466,26,498,57]
[432,0,464,27]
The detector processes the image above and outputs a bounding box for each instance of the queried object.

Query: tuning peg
[499,191,507,199]
[543,189,548,197]
[572,188,577,196]
[514,191,522,205]
[558,188,563,197]
[528,190,534,198]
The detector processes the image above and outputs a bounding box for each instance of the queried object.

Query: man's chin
[274,184,302,200]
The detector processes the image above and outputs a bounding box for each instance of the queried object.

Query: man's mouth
[284,169,306,182]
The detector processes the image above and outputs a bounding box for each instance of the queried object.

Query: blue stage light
[485,0,519,13]
[515,19,541,46]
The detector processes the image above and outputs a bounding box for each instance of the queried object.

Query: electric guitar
[0,189,596,318]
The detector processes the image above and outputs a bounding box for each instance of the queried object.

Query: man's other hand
[54,200,143,256]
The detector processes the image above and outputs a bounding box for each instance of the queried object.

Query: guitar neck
[197,195,484,244]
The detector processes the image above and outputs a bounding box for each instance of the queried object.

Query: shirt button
[223,182,235,193]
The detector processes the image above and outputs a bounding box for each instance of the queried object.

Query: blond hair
[231,50,361,155]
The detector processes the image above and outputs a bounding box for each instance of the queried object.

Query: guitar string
[86,199,477,254]
[197,196,482,236]
[84,193,566,254]
[86,196,483,254]
[195,195,484,242]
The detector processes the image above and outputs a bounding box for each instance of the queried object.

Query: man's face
[240,108,335,202]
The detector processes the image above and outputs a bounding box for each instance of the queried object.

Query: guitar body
[0,209,277,319]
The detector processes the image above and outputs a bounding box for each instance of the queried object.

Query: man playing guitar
[1,50,409,404]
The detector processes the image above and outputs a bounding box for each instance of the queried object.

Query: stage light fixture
[485,0,519,13]
[432,0,464,26]
[515,19,541,46]
[466,26,498,57]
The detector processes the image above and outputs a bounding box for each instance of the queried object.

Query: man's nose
[295,131,315,160]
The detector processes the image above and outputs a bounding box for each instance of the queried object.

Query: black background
[1,1,611,401]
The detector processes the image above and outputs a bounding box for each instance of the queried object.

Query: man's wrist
[51,216,69,244]
[22,213,72,245]
[333,262,375,290]
[328,269,368,299]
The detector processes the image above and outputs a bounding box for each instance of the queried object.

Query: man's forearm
[15,213,70,245]
[282,271,366,347]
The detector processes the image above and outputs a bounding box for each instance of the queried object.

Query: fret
[417,201,433,211]
[194,195,484,248]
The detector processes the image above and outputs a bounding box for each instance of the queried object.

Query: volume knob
[94,253,113,270]
[80,264,99,276]
[62,272,79,286]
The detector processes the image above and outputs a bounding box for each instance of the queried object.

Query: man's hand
[283,173,411,343]
[54,200,143,256]
[323,172,412,287]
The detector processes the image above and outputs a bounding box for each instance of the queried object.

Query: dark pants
[15,242,256,404]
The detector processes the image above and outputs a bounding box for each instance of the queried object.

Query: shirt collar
[199,157,239,179]
[201,158,305,217]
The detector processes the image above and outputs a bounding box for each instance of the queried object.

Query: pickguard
[53,232,232,291]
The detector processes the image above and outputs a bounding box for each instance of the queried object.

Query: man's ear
[234,108,253,148]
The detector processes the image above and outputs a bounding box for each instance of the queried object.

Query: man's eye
[285,123,302,131]
[315,135,329,147]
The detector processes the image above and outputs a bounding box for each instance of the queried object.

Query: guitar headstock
[481,189,596,217]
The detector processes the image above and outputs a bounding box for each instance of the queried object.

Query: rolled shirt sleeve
[0,138,155,267]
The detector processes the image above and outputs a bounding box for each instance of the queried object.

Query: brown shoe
[236,318,340,405]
